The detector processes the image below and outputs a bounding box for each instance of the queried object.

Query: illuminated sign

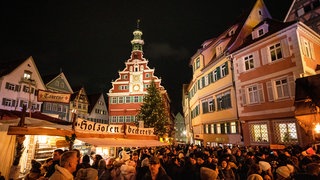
[75,118,155,136]
[37,90,71,103]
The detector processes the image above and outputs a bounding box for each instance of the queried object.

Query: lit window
[230,122,237,133]
[244,54,254,70]
[24,71,32,80]
[250,124,269,142]
[216,124,221,134]
[248,85,259,104]
[275,78,289,99]
[269,43,283,61]
[277,123,297,143]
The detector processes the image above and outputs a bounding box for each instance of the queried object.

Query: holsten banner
[37,90,71,103]
[75,118,155,136]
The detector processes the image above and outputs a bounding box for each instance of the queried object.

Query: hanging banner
[75,118,123,134]
[75,118,154,136]
[37,90,71,103]
[126,125,154,136]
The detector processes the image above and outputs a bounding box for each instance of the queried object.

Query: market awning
[77,137,169,147]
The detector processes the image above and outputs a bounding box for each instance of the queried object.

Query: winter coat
[49,165,74,180]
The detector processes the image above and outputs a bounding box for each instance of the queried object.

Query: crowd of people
[22,143,320,180]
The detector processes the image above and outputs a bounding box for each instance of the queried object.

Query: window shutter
[261,47,269,65]
[216,66,221,79]
[2,98,6,105]
[5,83,9,89]
[300,37,306,56]
[310,42,315,60]
[288,76,295,98]
[238,58,244,73]
[253,51,260,68]
[281,38,290,58]
[12,100,16,107]
[266,81,274,101]
[203,124,206,134]
[240,88,247,106]
[225,61,229,75]
[258,84,265,103]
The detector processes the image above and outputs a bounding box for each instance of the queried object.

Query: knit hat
[276,165,292,178]
[200,167,218,180]
[121,151,131,161]
[259,161,271,171]
[247,174,263,180]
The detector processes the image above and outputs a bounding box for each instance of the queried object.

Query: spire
[131,19,144,52]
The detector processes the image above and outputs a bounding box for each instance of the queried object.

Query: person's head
[53,149,64,161]
[149,156,161,175]
[106,157,115,169]
[94,154,103,163]
[132,152,139,162]
[306,162,320,176]
[221,160,228,169]
[263,174,272,180]
[82,154,91,164]
[98,159,107,169]
[60,151,78,173]
[45,157,53,166]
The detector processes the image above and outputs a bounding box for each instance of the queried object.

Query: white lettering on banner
[126,125,154,136]
[75,118,155,136]
[75,118,122,134]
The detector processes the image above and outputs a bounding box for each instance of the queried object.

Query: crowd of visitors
[23,143,320,180]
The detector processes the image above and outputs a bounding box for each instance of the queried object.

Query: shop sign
[76,118,122,134]
[37,90,71,103]
[125,125,154,136]
[75,118,155,136]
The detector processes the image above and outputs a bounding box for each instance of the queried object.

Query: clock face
[133,84,140,91]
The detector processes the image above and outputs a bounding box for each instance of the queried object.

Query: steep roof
[0,58,27,77]
[232,18,297,52]
[87,93,105,113]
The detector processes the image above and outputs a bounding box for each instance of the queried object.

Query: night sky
[0,0,293,114]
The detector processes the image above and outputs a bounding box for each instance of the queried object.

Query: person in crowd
[45,148,64,178]
[40,157,53,176]
[142,156,172,180]
[75,154,98,180]
[98,158,114,180]
[218,159,236,180]
[137,156,150,180]
[120,158,137,180]
[247,163,263,180]
[92,154,103,169]
[200,166,219,180]
[72,149,82,177]
[181,154,199,180]
[97,158,107,180]
[25,159,42,180]
[49,151,78,180]
[167,156,183,180]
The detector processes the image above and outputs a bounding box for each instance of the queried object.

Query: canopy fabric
[77,137,169,147]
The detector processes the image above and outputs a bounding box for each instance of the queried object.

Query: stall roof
[77,137,169,147]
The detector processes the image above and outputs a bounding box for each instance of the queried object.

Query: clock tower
[107,20,168,125]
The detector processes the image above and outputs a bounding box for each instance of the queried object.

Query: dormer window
[252,22,269,40]
[258,29,264,36]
